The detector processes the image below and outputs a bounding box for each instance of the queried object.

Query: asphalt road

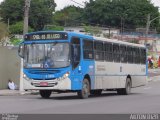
[0,77,160,114]
[148,68,160,77]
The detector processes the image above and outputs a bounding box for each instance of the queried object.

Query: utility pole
[145,14,150,46]
[7,18,10,31]
[20,0,31,93]
[23,0,31,35]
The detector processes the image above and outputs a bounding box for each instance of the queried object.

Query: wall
[0,46,21,89]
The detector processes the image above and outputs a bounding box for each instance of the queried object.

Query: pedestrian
[8,79,17,90]
[158,56,160,68]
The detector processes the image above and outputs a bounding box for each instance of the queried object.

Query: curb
[0,90,39,96]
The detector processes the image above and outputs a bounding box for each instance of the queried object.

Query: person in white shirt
[8,79,17,90]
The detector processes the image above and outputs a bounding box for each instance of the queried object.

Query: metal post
[145,14,150,46]
[20,0,31,93]
[23,0,31,35]
[7,18,10,31]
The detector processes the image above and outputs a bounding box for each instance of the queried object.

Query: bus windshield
[24,43,70,69]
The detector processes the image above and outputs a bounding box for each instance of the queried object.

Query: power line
[69,0,84,7]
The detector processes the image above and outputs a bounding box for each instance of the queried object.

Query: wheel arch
[127,74,132,87]
[84,74,91,88]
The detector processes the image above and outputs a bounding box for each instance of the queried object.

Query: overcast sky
[0,0,160,11]
[54,0,160,11]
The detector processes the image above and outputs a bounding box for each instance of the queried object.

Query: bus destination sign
[24,32,68,41]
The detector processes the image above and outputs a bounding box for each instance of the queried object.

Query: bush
[9,21,34,34]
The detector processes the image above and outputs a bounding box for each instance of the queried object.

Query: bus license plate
[39,82,48,86]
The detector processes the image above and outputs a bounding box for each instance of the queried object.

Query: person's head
[8,79,12,83]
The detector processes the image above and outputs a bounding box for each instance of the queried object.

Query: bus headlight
[23,73,29,80]
[62,72,70,79]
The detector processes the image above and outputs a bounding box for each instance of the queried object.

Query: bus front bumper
[23,77,71,90]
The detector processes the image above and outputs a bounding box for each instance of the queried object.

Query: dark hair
[8,79,12,82]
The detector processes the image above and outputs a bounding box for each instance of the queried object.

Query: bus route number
[32,34,61,40]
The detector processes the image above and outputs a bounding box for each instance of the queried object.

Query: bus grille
[31,81,58,87]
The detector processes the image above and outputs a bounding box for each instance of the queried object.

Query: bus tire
[40,90,52,98]
[77,78,90,99]
[90,90,102,96]
[117,78,131,95]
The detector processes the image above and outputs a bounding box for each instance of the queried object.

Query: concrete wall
[0,46,20,89]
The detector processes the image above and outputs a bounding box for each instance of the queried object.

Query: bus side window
[120,45,127,63]
[94,41,104,61]
[141,48,146,64]
[113,44,120,62]
[105,42,113,62]
[71,37,81,69]
[83,40,94,59]
[127,46,133,63]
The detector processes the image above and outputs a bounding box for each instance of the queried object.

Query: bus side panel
[120,63,147,87]
[94,62,147,89]
[94,61,120,89]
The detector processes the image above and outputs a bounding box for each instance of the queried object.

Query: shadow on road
[37,92,142,100]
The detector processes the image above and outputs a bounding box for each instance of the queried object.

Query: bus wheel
[117,78,131,95]
[40,90,52,98]
[90,90,102,96]
[77,78,90,99]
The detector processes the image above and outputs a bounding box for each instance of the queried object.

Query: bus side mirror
[18,43,24,58]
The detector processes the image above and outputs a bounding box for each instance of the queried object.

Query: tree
[0,0,24,25]
[9,21,33,34]
[0,0,56,31]
[29,0,56,30]
[84,0,160,29]
[53,6,84,26]
[43,25,64,31]
[84,25,102,36]
[0,22,9,46]
[9,21,34,45]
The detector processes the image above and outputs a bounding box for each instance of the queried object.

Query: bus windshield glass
[24,43,70,68]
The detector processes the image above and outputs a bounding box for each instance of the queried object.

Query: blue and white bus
[18,31,147,99]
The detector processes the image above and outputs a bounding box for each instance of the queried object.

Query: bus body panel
[94,61,146,89]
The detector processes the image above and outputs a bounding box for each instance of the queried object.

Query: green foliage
[44,25,64,31]
[9,21,34,34]
[84,0,159,29]
[53,6,83,26]
[0,0,24,25]
[0,0,56,31]
[83,25,102,36]
[0,0,160,32]
[10,38,21,46]
[29,0,56,30]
